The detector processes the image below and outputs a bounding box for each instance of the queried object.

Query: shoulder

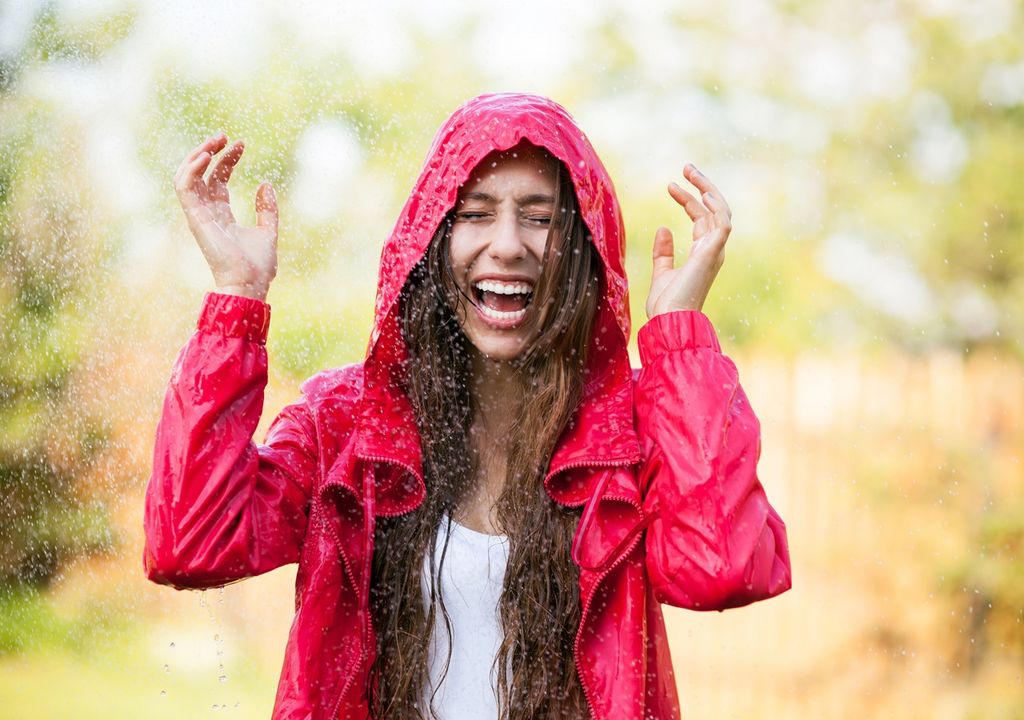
[281,363,367,464]
[298,362,366,411]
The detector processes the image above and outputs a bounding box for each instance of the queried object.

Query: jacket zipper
[575,528,646,720]
[546,456,645,720]
[316,491,365,720]
[326,452,422,720]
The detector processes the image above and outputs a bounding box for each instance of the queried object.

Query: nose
[487,212,528,263]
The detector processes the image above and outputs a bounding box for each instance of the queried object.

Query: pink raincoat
[144,93,791,719]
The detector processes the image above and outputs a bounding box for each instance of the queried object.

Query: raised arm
[143,293,318,590]
[144,134,312,590]
[635,164,790,610]
[634,311,791,610]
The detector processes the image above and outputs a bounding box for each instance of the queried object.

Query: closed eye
[454,211,490,222]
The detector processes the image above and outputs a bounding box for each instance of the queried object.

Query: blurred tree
[0,6,125,597]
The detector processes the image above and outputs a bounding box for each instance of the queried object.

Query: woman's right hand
[173,132,278,302]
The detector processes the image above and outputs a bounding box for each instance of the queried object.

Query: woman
[144,93,791,720]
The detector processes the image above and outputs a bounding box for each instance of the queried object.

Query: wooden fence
[665,347,1023,719]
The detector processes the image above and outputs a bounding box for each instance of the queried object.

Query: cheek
[447,229,475,277]
[530,231,552,261]
[441,235,473,314]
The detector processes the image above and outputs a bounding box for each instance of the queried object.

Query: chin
[468,335,529,363]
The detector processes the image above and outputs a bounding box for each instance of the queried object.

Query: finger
[175,151,215,209]
[700,193,733,237]
[701,190,733,225]
[174,133,226,187]
[701,190,723,213]
[208,140,245,202]
[256,182,278,236]
[651,226,674,280]
[187,132,228,164]
[175,134,227,185]
[684,164,732,218]
[668,182,710,223]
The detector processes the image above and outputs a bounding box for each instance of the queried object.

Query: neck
[469,351,521,437]
[453,352,521,533]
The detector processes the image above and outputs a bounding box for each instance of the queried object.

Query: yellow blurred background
[1,1,1021,717]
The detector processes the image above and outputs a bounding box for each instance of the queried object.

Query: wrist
[651,305,701,318]
[215,283,268,302]
[647,302,703,320]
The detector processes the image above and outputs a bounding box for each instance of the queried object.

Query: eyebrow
[460,191,555,206]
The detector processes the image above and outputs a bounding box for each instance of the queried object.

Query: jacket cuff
[637,310,721,365]
[197,291,271,345]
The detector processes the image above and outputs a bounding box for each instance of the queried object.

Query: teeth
[474,280,534,295]
[478,304,527,321]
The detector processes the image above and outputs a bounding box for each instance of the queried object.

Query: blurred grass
[0,567,286,720]
[0,631,276,719]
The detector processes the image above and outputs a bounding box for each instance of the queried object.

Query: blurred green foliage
[0,582,120,654]
[0,20,119,593]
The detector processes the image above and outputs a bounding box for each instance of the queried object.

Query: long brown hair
[368,147,602,719]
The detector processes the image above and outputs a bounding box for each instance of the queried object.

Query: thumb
[652,226,674,279]
[256,182,278,235]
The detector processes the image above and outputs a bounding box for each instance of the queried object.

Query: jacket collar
[348,305,642,514]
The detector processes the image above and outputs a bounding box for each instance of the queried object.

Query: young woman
[144,93,791,720]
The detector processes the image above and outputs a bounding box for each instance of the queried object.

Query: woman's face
[447,143,558,362]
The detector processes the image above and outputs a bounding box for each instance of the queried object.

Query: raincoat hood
[356,93,642,513]
[369,92,631,354]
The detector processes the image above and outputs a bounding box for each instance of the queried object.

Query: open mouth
[471,279,535,322]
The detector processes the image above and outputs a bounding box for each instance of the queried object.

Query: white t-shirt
[420,513,510,719]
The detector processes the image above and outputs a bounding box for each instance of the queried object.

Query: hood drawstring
[570,469,658,573]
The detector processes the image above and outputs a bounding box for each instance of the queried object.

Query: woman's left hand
[646,163,732,318]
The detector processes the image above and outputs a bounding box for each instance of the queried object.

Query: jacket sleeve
[634,310,791,611]
[143,292,318,591]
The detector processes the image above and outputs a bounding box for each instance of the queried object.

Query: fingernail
[669,181,682,192]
